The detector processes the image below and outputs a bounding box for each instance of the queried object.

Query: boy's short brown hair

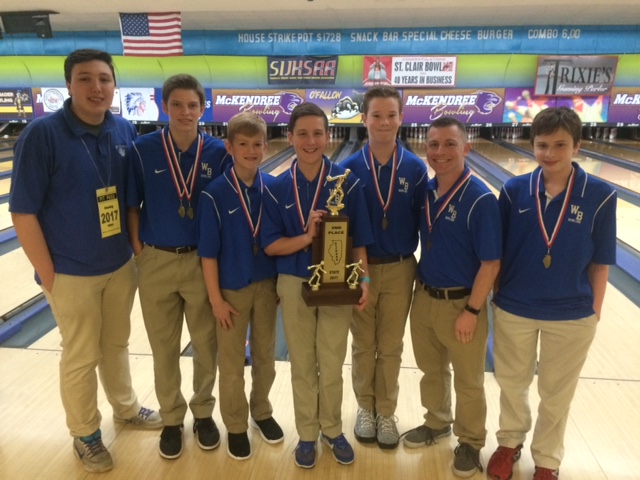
[288,102,328,133]
[362,85,403,115]
[530,107,582,146]
[227,112,267,142]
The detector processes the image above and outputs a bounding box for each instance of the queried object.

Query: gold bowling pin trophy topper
[302,169,363,306]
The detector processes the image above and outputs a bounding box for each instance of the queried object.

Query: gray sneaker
[402,424,452,448]
[354,408,376,443]
[114,406,163,429]
[376,415,399,449]
[73,429,113,473]
[453,442,483,477]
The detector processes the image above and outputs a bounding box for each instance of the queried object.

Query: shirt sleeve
[591,189,617,265]
[196,188,222,258]
[9,123,51,214]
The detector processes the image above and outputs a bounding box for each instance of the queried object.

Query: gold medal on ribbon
[253,244,259,256]
[178,205,186,218]
[187,206,194,220]
[543,254,552,269]
[382,216,389,230]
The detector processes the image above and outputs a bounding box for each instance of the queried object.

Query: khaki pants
[350,256,416,416]
[492,306,598,470]
[410,286,488,449]
[43,259,140,437]
[136,247,217,425]
[277,274,351,441]
[217,278,278,433]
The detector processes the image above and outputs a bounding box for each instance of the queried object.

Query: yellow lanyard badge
[96,186,121,238]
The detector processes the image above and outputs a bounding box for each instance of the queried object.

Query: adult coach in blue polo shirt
[341,85,427,449]
[10,49,162,474]
[126,74,229,459]
[403,116,501,478]
[487,107,616,480]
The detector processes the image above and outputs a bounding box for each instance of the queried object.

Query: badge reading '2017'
[302,169,363,306]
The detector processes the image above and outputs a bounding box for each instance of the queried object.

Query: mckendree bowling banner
[212,90,305,125]
[119,12,183,57]
[534,55,618,96]
[402,89,504,125]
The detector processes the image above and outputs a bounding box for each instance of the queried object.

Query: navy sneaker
[321,433,355,465]
[294,440,316,468]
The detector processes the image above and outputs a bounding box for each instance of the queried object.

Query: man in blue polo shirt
[403,116,501,478]
[341,85,427,449]
[10,49,162,474]
[198,112,284,461]
[487,107,616,480]
[126,74,229,459]
[261,102,373,469]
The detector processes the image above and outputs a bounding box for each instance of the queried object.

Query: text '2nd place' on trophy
[302,169,363,306]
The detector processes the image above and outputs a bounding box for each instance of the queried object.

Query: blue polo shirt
[10,98,137,278]
[417,165,502,288]
[494,162,617,320]
[341,140,428,258]
[198,166,277,290]
[126,128,229,247]
[261,157,374,278]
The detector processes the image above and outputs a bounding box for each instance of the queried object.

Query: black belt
[368,254,413,265]
[420,282,471,300]
[147,244,197,255]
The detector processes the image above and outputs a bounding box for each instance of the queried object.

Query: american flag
[119,13,183,57]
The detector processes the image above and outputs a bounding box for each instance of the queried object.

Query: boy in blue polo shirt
[261,102,374,469]
[341,85,427,449]
[403,116,502,478]
[198,112,283,461]
[126,74,229,459]
[10,49,162,474]
[487,107,616,480]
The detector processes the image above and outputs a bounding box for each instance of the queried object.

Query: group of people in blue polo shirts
[9,49,616,480]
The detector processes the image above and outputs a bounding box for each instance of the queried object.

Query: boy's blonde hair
[227,112,268,142]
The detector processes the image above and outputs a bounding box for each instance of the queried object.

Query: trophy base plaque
[301,282,362,307]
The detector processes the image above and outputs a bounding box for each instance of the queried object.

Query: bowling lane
[581,140,640,165]
[508,138,640,194]
[473,138,640,252]
[263,137,290,162]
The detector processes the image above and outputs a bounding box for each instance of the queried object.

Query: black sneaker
[159,424,183,459]
[193,417,221,450]
[250,417,284,444]
[453,442,483,478]
[227,432,251,460]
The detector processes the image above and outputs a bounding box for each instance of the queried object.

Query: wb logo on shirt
[398,177,409,193]
[568,204,583,224]
[201,162,213,178]
[445,204,457,222]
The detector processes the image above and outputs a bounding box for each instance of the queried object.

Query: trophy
[302,169,363,306]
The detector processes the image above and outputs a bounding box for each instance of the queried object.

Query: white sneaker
[354,408,376,443]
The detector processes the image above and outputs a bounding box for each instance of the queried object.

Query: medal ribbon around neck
[425,170,472,233]
[291,159,327,231]
[367,145,398,218]
[229,167,263,243]
[535,166,576,255]
[161,127,203,205]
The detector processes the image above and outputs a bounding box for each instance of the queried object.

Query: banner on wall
[212,89,305,125]
[268,56,338,85]
[306,89,367,124]
[0,88,33,121]
[534,56,618,96]
[402,89,504,125]
[32,88,121,118]
[608,88,640,125]
[555,95,609,123]
[363,56,456,88]
[120,88,161,122]
[503,88,556,124]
